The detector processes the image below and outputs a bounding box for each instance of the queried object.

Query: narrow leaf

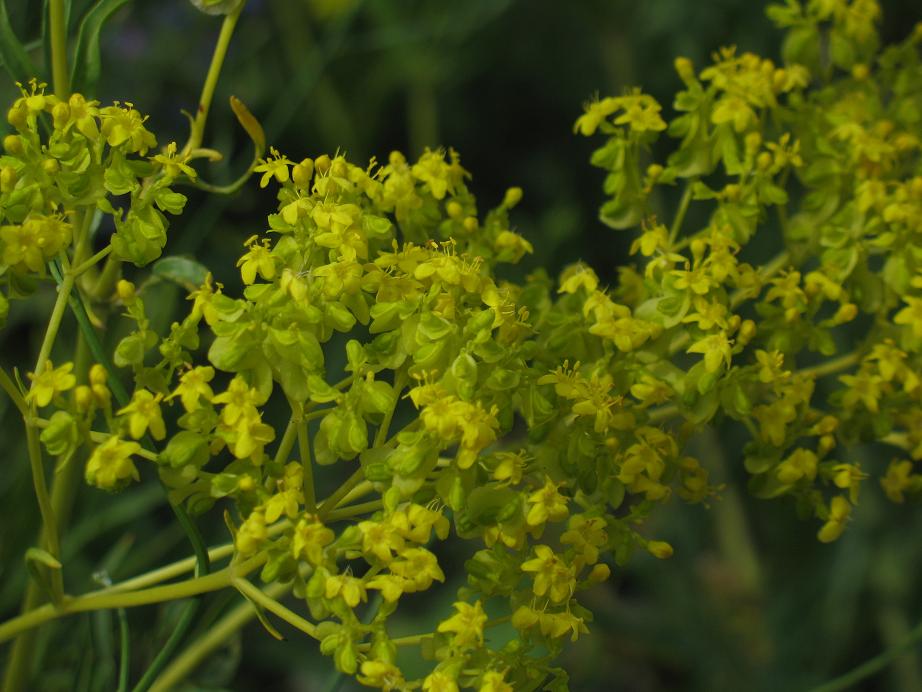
[25,546,63,570]
[230,95,266,158]
[152,255,210,291]
[0,0,37,82]
[70,0,130,95]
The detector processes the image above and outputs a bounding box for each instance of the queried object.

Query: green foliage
[2,1,922,691]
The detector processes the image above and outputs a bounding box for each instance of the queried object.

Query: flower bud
[42,158,60,175]
[674,56,695,83]
[292,157,314,189]
[3,134,23,156]
[1,166,17,192]
[463,216,478,232]
[738,319,757,344]
[75,385,94,413]
[744,131,762,155]
[92,383,112,408]
[503,186,523,208]
[238,475,256,492]
[446,200,463,218]
[690,238,707,260]
[833,303,858,324]
[116,279,136,302]
[586,563,611,583]
[757,152,773,171]
[851,63,869,81]
[89,364,108,386]
[52,102,70,129]
[330,158,347,178]
[314,154,331,175]
[647,540,674,559]
[7,104,27,130]
[646,163,664,181]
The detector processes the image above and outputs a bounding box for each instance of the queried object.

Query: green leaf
[160,431,210,469]
[25,546,62,570]
[0,1,37,82]
[229,95,265,159]
[71,0,130,95]
[153,256,210,291]
[190,0,244,16]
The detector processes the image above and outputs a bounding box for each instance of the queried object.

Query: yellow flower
[686,331,733,373]
[325,574,367,608]
[881,460,914,503]
[479,670,514,692]
[776,448,818,485]
[228,411,275,462]
[525,477,569,527]
[832,463,868,504]
[118,389,166,440]
[359,520,406,564]
[213,376,261,425]
[356,660,405,690]
[365,574,406,603]
[521,545,576,603]
[389,548,445,591]
[755,349,789,383]
[169,366,215,412]
[437,600,487,649]
[187,273,223,326]
[237,234,276,284]
[236,508,267,555]
[150,141,196,179]
[253,147,292,188]
[422,670,460,692]
[560,515,608,566]
[99,102,156,153]
[894,296,922,339]
[26,360,76,407]
[838,371,882,413]
[558,263,598,294]
[573,96,619,136]
[85,436,141,491]
[817,496,852,543]
[292,516,335,565]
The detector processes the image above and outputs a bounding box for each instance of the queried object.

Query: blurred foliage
[1,1,921,691]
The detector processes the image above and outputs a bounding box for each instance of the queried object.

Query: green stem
[297,414,315,512]
[375,371,406,447]
[810,616,922,692]
[324,499,383,522]
[0,366,27,417]
[668,181,695,248]
[273,417,298,467]
[182,1,246,155]
[0,557,263,645]
[70,245,112,278]
[49,0,70,96]
[117,607,130,692]
[729,250,791,309]
[317,468,365,521]
[148,582,290,692]
[800,351,860,380]
[33,272,74,377]
[103,521,291,595]
[25,426,63,603]
[232,578,318,639]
